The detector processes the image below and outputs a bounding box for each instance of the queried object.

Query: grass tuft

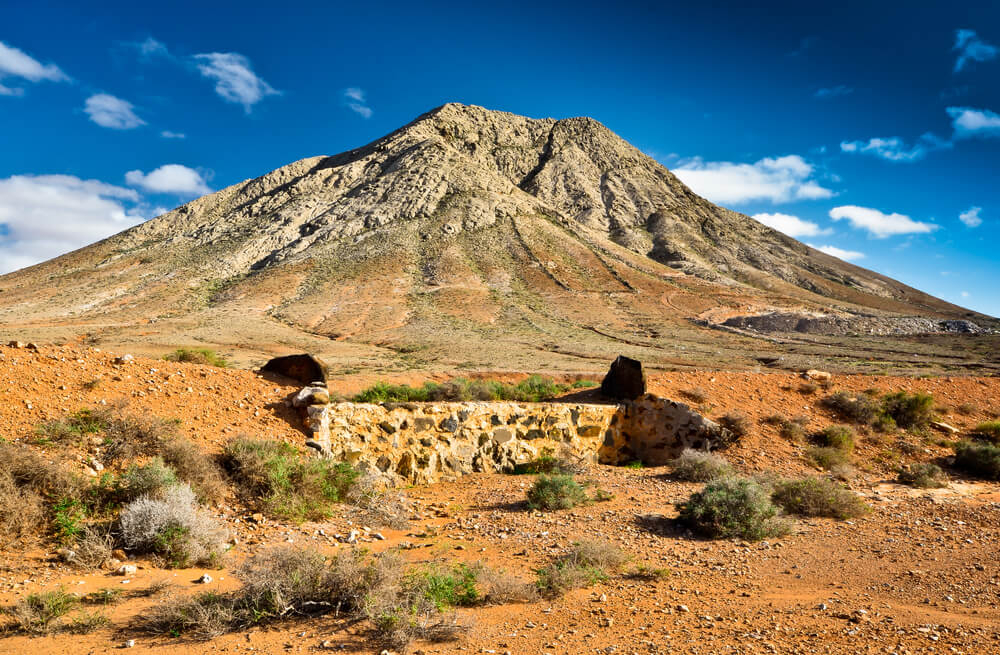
[670,449,733,482]
[163,348,228,368]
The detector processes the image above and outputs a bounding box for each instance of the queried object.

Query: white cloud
[0,40,68,96]
[814,85,852,99]
[953,29,997,73]
[343,87,372,118]
[138,37,169,58]
[0,174,146,274]
[752,212,831,238]
[947,106,1000,138]
[125,164,211,196]
[961,291,970,298]
[84,93,145,129]
[959,206,983,228]
[672,154,834,205]
[829,205,937,238]
[806,243,865,261]
[193,52,279,112]
[160,130,186,139]
[840,133,950,162]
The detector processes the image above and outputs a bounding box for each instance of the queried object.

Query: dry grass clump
[717,411,750,438]
[223,438,359,521]
[118,484,229,568]
[771,477,869,519]
[163,348,228,368]
[160,438,227,503]
[71,526,115,570]
[0,468,45,549]
[478,567,537,604]
[118,458,178,502]
[344,472,409,529]
[6,587,79,634]
[897,462,949,488]
[806,446,850,471]
[35,409,106,444]
[535,539,627,598]
[97,405,181,465]
[676,477,791,540]
[670,449,734,482]
[680,387,708,403]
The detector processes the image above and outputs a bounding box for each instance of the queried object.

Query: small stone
[677,604,690,612]
[196,574,213,584]
[123,639,136,648]
[118,564,137,576]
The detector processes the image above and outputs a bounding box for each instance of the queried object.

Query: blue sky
[1,1,998,316]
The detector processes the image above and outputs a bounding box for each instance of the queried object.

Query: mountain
[0,103,996,374]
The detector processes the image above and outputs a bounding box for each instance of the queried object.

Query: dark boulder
[259,353,329,385]
[600,355,646,400]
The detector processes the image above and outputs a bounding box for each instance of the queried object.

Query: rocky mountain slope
[0,103,995,373]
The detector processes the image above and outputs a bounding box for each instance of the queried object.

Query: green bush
[771,477,869,519]
[821,392,880,424]
[806,446,850,470]
[9,587,79,634]
[52,497,87,544]
[897,463,948,488]
[670,449,733,482]
[119,457,178,502]
[413,563,482,609]
[163,348,228,368]
[881,391,935,429]
[816,425,855,453]
[973,421,1000,444]
[224,438,359,521]
[353,375,579,403]
[952,441,1000,480]
[675,477,790,540]
[526,474,589,510]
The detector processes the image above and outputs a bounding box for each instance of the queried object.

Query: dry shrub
[0,469,45,549]
[140,592,236,640]
[670,449,733,482]
[479,568,537,604]
[8,587,79,634]
[680,388,708,403]
[345,472,409,529]
[897,463,949,488]
[771,477,869,519]
[535,540,626,598]
[118,484,229,568]
[71,525,115,569]
[99,405,180,464]
[0,442,86,500]
[717,411,750,438]
[821,392,880,424]
[160,438,227,503]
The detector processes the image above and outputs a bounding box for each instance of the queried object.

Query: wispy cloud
[814,85,853,99]
[125,164,211,196]
[787,36,818,57]
[947,106,1000,139]
[343,87,373,118]
[84,93,146,129]
[137,37,169,58]
[160,130,186,139]
[0,40,69,96]
[829,205,937,238]
[752,212,831,238]
[839,134,950,162]
[953,29,997,73]
[0,174,145,273]
[193,52,279,112]
[806,243,865,261]
[672,155,834,205]
[959,206,983,228]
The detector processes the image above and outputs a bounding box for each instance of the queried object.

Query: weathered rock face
[294,392,735,484]
[600,355,646,400]
[723,312,986,336]
[260,354,329,385]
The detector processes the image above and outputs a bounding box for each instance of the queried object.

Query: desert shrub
[799,381,818,395]
[413,563,483,609]
[956,403,978,416]
[84,588,122,606]
[952,441,1000,480]
[816,425,855,453]
[35,409,107,443]
[535,539,625,598]
[881,391,935,429]
[513,446,588,475]
[71,525,115,569]
[163,348,228,368]
[236,547,345,622]
[160,438,226,503]
[972,421,1000,444]
[353,375,576,403]
[821,392,880,424]
[680,387,707,403]
[9,587,79,634]
[52,497,88,544]
[119,457,178,502]
[344,472,409,529]
[0,469,45,548]
[139,591,236,639]
[99,407,181,465]
[0,443,86,500]
[897,462,949,488]
[118,484,229,568]
[670,449,733,481]
[717,411,750,438]
[806,446,850,471]
[771,477,869,519]
[873,414,897,433]
[224,438,358,521]
[526,474,588,510]
[65,610,109,634]
[675,477,790,540]
[478,568,537,604]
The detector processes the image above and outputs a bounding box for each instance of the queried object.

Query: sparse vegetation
[35,409,106,443]
[952,441,1000,480]
[224,438,358,521]
[821,392,880,424]
[536,539,626,598]
[670,449,733,482]
[160,438,227,503]
[897,463,949,488]
[956,403,978,416]
[806,446,851,471]
[771,477,869,519]
[717,411,750,438]
[163,348,228,368]
[821,390,935,431]
[8,587,79,634]
[881,391,935,429]
[972,421,1000,444]
[118,457,178,502]
[816,425,855,453]
[526,474,589,510]
[680,387,708,403]
[675,477,790,540]
[353,375,583,403]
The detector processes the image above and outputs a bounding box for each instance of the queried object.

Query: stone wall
[293,388,735,484]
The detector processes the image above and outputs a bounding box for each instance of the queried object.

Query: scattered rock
[196,574,213,584]
[803,369,832,381]
[117,564,137,576]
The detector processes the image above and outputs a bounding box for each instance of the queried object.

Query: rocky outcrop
[610,394,734,466]
[722,312,986,336]
[260,354,329,385]
[600,355,646,400]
